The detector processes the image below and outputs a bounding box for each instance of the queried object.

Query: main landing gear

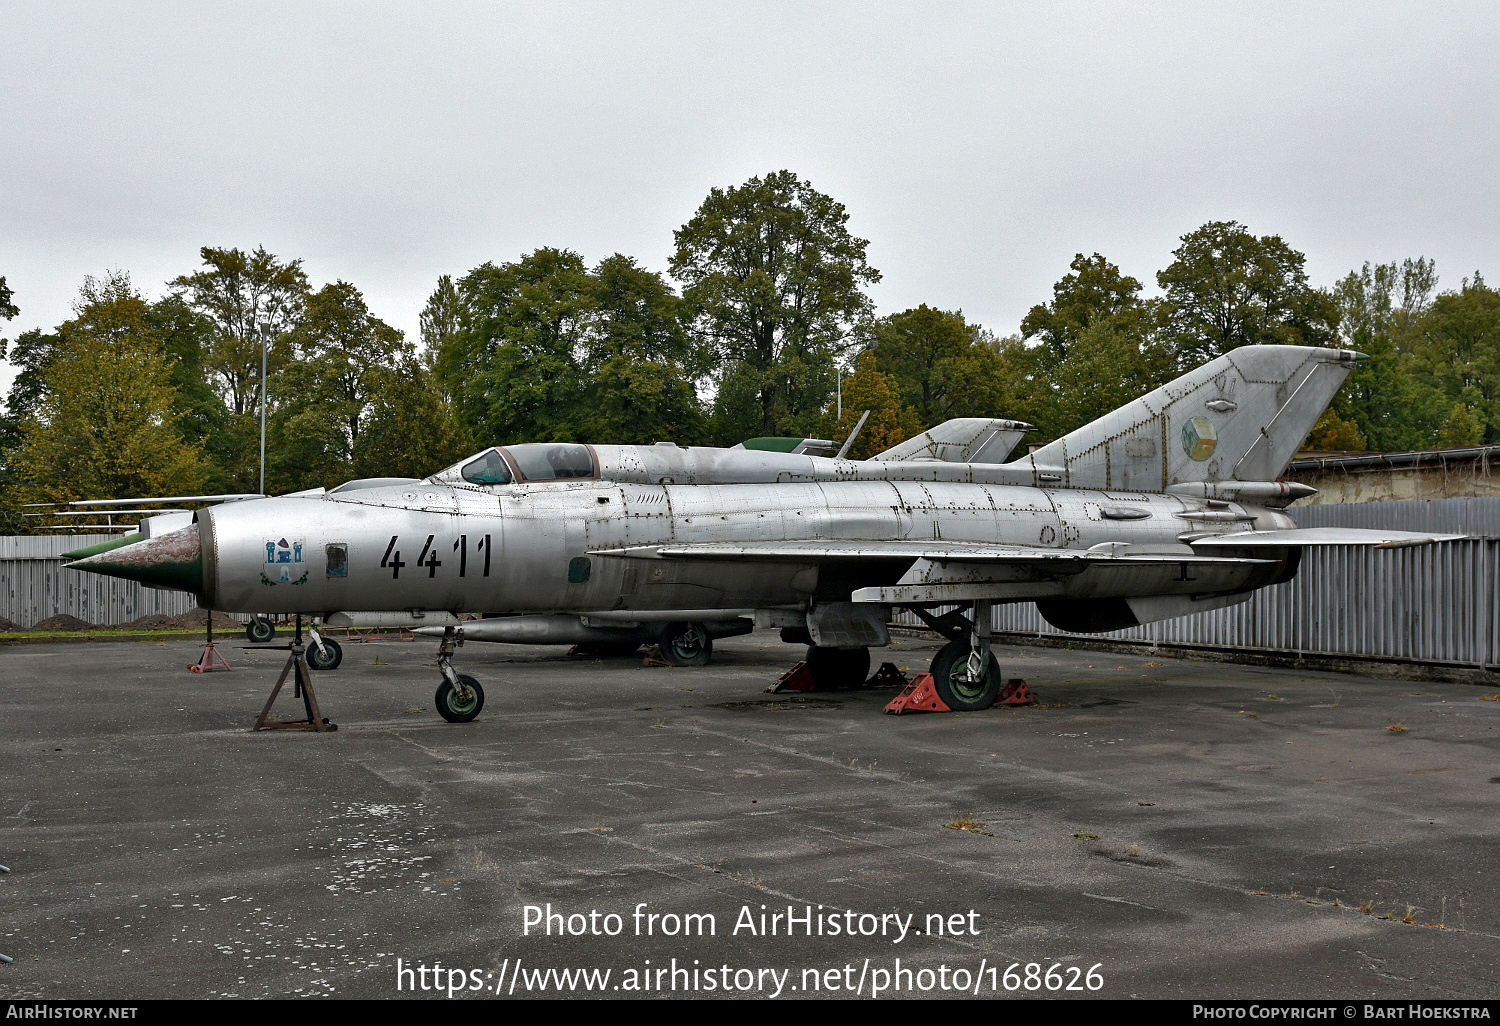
[911,599,1004,710]
[433,626,485,723]
[658,621,712,667]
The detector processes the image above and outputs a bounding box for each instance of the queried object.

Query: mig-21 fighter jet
[66,345,1460,723]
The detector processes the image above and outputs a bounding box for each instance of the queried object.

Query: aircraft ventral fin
[592,540,1273,567]
[1187,528,1466,549]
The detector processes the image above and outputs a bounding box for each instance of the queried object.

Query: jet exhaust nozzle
[64,525,203,594]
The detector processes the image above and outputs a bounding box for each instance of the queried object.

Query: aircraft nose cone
[65,524,203,593]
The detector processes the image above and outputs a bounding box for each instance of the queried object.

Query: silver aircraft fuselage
[196,450,1297,618]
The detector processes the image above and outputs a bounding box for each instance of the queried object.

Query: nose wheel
[435,675,485,722]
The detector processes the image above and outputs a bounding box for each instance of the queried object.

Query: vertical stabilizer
[1009,346,1362,491]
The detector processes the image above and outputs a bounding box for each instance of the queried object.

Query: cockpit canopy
[444,443,598,486]
[459,449,512,485]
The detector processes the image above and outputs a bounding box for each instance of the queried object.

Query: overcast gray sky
[4,0,1498,393]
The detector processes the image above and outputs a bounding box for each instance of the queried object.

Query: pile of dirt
[162,610,239,630]
[116,613,178,631]
[0,617,20,632]
[29,614,95,632]
[116,610,238,631]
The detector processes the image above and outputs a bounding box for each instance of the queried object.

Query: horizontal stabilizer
[870,418,1033,464]
[1188,528,1465,548]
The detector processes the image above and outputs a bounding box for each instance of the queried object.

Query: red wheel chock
[188,642,233,673]
[641,645,674,668]
[766,660,817,693]
[997,678,1036,706]
[883,673,950,714]
[884,675,1036,714]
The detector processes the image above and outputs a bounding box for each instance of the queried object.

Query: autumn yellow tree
[14,273,207,505]
[819,350,920,459]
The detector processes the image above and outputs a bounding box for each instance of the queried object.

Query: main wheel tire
[928,639,1002,711]
[804,646,871,690]
[246,617,276,644]
[435,674,484,723]
[659,622,712,666]
[306,637,343,671]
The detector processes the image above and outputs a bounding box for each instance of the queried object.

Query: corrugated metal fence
[902,497,1500,671]
[0,535,206,628]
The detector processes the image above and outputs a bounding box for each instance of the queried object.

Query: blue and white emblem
[262,538,306,585]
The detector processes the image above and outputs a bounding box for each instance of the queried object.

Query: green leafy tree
[1021,254,1151,363]
[436,250,708,446]
[0,275,22,520]
[1437,402,1484,447]
[1407,272,1500,444]
[671,170,880,438]
[420,274,462,365]
[0,274,16,361]
[13,273,206,505]
[145,294,247,491]
[1327,259,1448,451]
[583,254,706,444]
[286,280,412,448]
[1304,408,1367,451]
[707,364,766,447]
[171,246,309,415]
[353,361,471,480]
[868,305,1009,425]
[4,327,61,425]
[263,403,352,495]
[438,248,595,444]
[1006,253,1175,443]
[1157,221,1337,364]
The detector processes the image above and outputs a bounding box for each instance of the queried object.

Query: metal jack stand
[188,610,234,673]
[253,615,337,732]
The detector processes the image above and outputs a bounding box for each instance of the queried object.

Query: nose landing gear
[433,626,485,722]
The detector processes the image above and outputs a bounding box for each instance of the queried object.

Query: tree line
[1,170,1496,530]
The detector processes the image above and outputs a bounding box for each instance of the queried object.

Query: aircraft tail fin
[871,418,1033,464]
[1008,346,1364,491]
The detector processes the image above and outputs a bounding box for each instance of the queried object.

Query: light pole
[258,322,269,496]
